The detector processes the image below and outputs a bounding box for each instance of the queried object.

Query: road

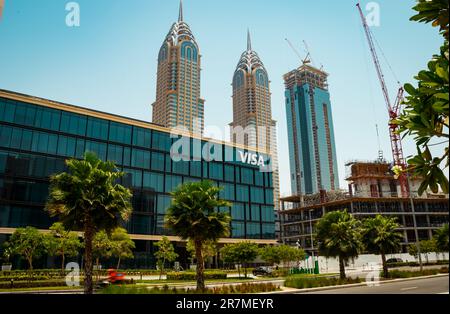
[299,275,449,294]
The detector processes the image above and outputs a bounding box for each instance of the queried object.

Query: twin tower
[151,1,280,209]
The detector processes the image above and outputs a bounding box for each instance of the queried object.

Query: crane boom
[357,3,392,112]
[357,3,409,198]
[285,38,311,65]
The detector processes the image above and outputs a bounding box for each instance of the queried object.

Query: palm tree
[362,215,403,278]
[165,180,231,291]
[315,210,362,279]
[45,152,133,294]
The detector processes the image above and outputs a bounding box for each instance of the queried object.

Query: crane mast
[356,3,409,198]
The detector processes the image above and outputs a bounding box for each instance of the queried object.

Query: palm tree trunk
[338,255,346,279]
[28,257,33,271]
[194,239,205,291]
[159,259,165,280]
[61,254,65,273]
[381,252,388,278]
[83,218,94,295]
[117,256,121,270]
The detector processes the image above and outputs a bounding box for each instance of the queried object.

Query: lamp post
[297,172,304,207]
[406,172,423,271]
[309,209,314,273]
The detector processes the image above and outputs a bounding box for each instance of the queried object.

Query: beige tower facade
[152,2,204,134]
[230,31,280,210]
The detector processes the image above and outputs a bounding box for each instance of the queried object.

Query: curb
[265,273,449,294]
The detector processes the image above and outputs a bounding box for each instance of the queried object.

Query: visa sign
[239,151,265,167]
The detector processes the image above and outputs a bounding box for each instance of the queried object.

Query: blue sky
[0,0,443,196]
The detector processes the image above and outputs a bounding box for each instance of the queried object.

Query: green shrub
[385,267,448,279]
[0,280,84,289]
[101,282,279,294]
[284,276,362,289]
[166,271,227,281]
[387,260,449,268]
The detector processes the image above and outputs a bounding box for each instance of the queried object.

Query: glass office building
[0,89,276,268]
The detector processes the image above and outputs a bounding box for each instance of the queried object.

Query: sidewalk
[263,273,449,294]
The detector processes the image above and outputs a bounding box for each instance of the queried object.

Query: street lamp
[405,172,423,271]
[297,172,304,207]
[309,209,315,273]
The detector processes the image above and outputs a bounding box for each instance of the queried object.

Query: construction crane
[356,3,408,198]
[285,38,311,65]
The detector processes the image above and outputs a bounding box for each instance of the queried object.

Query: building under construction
[284,64,339,196]
[279,160,449,254]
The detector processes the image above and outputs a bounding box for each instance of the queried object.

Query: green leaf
[404,83,417,95]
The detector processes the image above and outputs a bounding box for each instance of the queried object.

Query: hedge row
[385,267,449,279]
[101,283,279,294]
[387,260,449,268]
[0,280,79,289]
[0,275,55,282]
[284,276,362,289]
[166,271,227,281]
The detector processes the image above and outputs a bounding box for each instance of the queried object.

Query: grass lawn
[135,277,270,285]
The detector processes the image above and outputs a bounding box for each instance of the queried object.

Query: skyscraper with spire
[230,31,280,211]
[152,1,204,134]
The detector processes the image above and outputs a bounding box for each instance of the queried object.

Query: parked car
[252,266,273,276]
[386,258,403,264]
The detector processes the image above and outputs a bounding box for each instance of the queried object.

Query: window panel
[165,175,182,193]
[60,112,87,136]
[107,144,123,165]
[14,103,36,126]
[10,128,22,149]
[0,125,12,148]
[224,165,234,182]
[57,136,76,157]
[231,221,245,238]
[157,195,172,215]
[0,101,16,122]
[109,122,132,145]
[143,172,164,192]
[241,167,254,185]
[190,161,201,177]
[250,187,264,203]
[152,131,171,151]
[265,189,274,205]
[209,163,223,180]
[236,185,249,202]
[231,203,245,220]
[131,149,150,168]
[86,117,109,140]
[133,127,152,148]
[20,130,33,151]
[123,168,142,188]
[35,108,60,131]
[85,141,107,161]
[219,183,235,201]
[262,223,275,239]
[151,152,165,171]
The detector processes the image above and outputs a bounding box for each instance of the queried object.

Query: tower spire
[247,29,252,51]
[178,0,183,22]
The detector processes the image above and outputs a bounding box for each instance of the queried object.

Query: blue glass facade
[0,92,276,244]
[285,74,339,195]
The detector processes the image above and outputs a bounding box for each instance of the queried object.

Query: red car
[107,269,126,284]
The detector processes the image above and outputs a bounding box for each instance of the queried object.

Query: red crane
[357,3,408,198]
